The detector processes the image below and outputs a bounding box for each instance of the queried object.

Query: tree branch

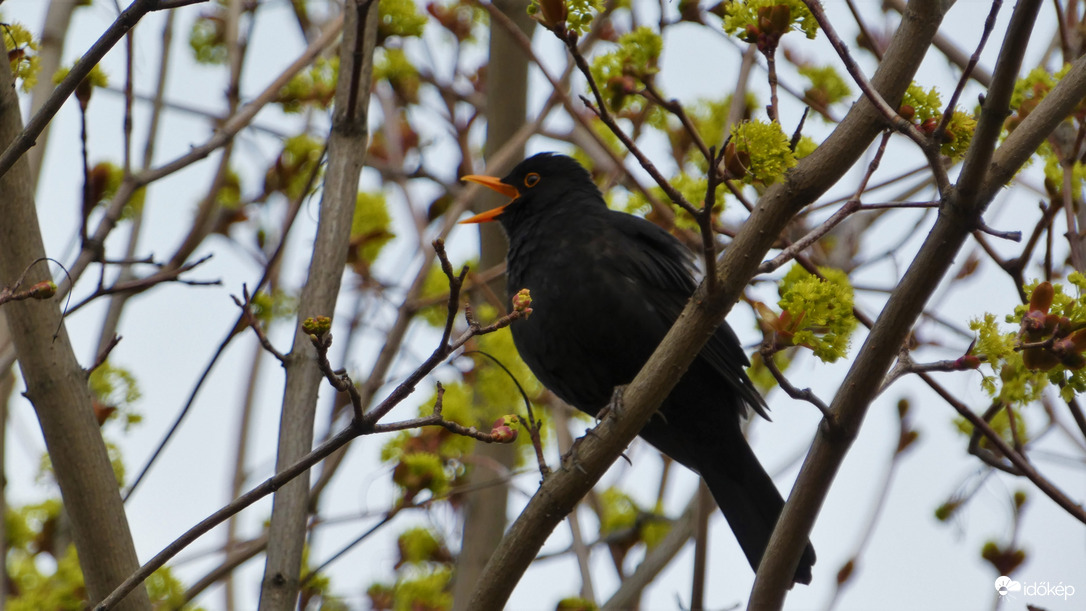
[752,1,1074,606]
[467,1,947,607]
[259,2,379,608]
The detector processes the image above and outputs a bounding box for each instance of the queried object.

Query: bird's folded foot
[560,438,589,475]
[598,384,627,421]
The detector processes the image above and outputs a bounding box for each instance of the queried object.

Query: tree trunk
[257,2,379,609]
[0,47,151,611]
[451,1,534,608]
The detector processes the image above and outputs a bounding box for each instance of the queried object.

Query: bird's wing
[609,210,769,419]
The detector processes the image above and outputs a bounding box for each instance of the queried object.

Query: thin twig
[65,255,220,316]
[86,335,123,376]
[933,0,1002,144]
[0,0,211,178]
[760,130,892,273]
[760,346,833,420]
[800,0,950,194]
[232,288,287,364]
[922,373,1086,523]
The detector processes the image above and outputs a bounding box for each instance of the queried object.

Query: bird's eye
[524,172,541,188]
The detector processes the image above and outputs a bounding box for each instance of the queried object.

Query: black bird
[460,152,816,585]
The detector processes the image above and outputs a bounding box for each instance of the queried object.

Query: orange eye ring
[524,172,541,188]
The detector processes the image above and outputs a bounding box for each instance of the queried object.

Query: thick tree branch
[752,1,1085,607]
[467,1,947,607]
[0,38,152,611]
[258,2,379,609]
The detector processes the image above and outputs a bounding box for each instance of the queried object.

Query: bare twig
[86,335,123,376]
[760,347,833,420]
[923,373,1085,522]
[65,255,220,316]
[58,12,346,300]
[231,288,287,364]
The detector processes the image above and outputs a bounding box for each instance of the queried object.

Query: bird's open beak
[459,174,520,224]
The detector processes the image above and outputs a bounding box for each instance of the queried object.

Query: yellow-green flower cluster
[395,452,450,499]
[567,0,603,34]
[248,289,298,325]
[278,57,338,113]
[730,119,797,185]
[597,488,671,549]
[722,0,819,41]
[1043,156,1086,197]
[189,14,228,64]
[1013,274,1086,331]
[145,567,207,611]
[52,63,109,88]
[969,313,1047,404]
[382,304,543,474]
[528,0,603,36]
[901,83,976,160]
[901,83,942,123]
[88,362,143,430]
[378,0,427,40]
[589,26,663,112]
[265,135,325,201]
[598,487,638,536]
[7,540,85,611]
[556,597,600,611]
[623,172,726,232]
[679,95,758,166]
[794,134,818,159]
[3,21,40,92]
[798,64,851,109]
[368,567,452,611]
[375,48,421,103]
[472,320,541,418]
[940,110,976,159]
[969,277,1086,406]
[1009,65,1068,111]
[350,191,395,265]
[397,527,448,565]
[777,264,856,362]
[416,261,470,327]
[952,401,1030,454]
[89,362,142,407]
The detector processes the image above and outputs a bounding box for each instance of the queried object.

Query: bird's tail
[697,439,816,586]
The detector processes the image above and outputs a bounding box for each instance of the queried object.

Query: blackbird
[460,152,816,585]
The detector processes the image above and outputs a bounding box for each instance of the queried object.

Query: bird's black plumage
[461,152,816,585]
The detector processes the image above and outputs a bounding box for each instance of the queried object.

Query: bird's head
[458,153,602,227]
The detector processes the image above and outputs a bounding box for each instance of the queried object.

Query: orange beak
[459,174,520,224]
